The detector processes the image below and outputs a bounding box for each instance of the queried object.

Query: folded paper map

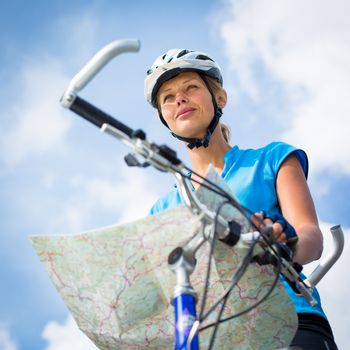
[30,166,297,349]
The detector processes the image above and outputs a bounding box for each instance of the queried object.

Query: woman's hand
[251,212,288,243]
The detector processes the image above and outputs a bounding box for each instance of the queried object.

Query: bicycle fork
[168,246,200,350]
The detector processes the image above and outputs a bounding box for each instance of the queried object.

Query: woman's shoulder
[257,141,308,177]
[236,141,305,159]
[229,141,295,160]
[230,141,308,176]
[253,141,297,154]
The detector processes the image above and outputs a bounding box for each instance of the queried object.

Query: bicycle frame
[60,39,344,350]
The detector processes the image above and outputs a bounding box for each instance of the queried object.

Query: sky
[0,0,349,349]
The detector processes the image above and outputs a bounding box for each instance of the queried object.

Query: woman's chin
[172,122,204,138]
[175,130,206,140]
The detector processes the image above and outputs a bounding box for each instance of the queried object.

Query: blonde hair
[220,122,231,146]
[206,77,231,146]
[205,76,223,94]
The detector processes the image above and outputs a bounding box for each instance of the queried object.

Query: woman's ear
[216,88,227,109]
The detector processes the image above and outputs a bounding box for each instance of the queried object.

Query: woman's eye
[187,84,198,90]
[163,95,173,103]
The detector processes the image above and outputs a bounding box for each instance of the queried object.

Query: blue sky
[0,0,349,349]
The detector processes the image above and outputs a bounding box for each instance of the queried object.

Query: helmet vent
[195,54,214,62]
[177,49,190,58]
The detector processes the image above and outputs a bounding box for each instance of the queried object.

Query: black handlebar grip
[70,96,134,138]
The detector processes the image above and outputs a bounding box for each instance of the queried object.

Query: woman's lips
[177,108,196,119]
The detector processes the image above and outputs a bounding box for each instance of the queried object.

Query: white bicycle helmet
[145,49,223,107]
[144,49,224,149]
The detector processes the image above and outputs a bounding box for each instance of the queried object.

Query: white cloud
[219,0,350,173]
[54,13,99,67]
[0,327,17,350]
[42,316,97,350]
[0,12,103,170]
[79,171,159,224]
[0,60,71,168]
[49,165,160,233]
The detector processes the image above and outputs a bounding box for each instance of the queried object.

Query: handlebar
[305,224,344,287]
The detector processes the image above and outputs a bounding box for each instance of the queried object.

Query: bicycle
[60,39,344,350]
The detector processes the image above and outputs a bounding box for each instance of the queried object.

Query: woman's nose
[175,92,188,105]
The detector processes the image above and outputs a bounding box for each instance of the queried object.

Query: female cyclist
[145,48,338,349]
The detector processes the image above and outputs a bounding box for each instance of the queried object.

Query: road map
[30,166,297,349]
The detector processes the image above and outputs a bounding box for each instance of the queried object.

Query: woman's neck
[187,129,231,186]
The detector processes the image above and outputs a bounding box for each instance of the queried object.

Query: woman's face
[157,72,215,139]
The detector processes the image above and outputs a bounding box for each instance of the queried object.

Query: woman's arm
[276,154,323,265]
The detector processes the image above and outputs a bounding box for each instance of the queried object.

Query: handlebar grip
[305,224,344,287]
[70,96,134,138]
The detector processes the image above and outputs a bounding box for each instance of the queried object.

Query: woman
[145,49,337,349]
